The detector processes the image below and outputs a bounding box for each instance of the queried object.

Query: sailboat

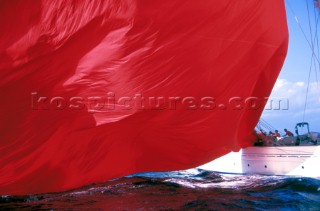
[200,0,320,178]
[199,122,320,177]
[0,0,308,195]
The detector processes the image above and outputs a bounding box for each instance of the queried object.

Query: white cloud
[295,82,304,87]
[272,79,288,91]
[268,79,319,107]
[261,79,320,132]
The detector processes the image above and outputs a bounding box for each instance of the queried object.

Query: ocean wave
[1,170,320,210]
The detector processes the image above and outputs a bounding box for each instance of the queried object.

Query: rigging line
[314,5,320,80]
[257,120,269,132]
[303,0,320,122]
[256,122,262,131]
[306,0,314,52]
[306,0,320,79]
[261,119,270,130]
[287,0,318,122]
[312,1,320,85]
[286,0,320,66]
[306,0,319,89]
[260,123,269,132]
[309,5,320,101]
[260,118,277,131]
[303,55,313,122]
[314,9,319,85]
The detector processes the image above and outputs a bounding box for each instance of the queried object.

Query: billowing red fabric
[0,0,288,195]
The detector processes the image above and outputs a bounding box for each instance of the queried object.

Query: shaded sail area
[0,0,288,195]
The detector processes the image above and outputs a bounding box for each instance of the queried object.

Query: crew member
[273,130,280,138]
[284,128,294,137]
[258,129,266,138]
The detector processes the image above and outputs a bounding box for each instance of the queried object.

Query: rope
[314,3,320,85]
[286,0,320,122]
[303,0,318,121]
[257,118,278,133]
[286,0,320,66]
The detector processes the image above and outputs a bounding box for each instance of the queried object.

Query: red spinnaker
[0,0,288,195]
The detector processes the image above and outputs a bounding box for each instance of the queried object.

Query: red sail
[0,0,288,195]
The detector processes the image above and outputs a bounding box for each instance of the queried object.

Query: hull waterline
[199,146,320,178]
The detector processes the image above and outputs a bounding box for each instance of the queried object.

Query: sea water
[1,169,320,210]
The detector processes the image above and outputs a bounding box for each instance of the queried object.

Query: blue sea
[1,169,320,210]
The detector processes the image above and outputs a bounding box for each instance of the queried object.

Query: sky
[261,0,320,134]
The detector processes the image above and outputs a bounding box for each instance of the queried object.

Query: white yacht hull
[199,146,320,178]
